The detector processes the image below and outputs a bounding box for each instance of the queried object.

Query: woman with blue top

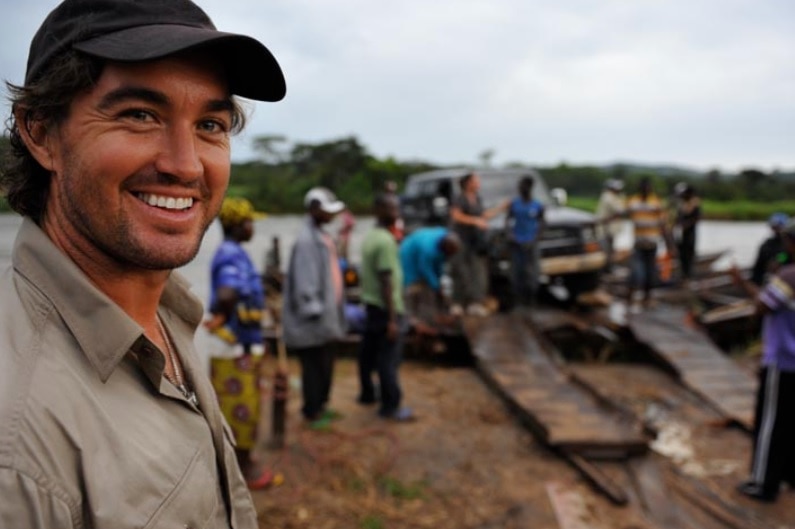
[204,197,273,489]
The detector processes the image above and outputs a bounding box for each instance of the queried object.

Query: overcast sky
[2,0,793,172]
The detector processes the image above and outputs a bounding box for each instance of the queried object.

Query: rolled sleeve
[759,274,795,312]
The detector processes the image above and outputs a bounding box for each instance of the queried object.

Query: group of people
[449,172,547,315]
[599,178,795,504]
[1,2,793,527]
[275,170,549,426]
[209,182,463,433]
[596,177,701,307]
[599,177,795,504]
[279,187,463,425]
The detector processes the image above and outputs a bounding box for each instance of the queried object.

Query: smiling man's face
[38,54,233,272]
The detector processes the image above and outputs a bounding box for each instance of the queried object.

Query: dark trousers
[358,305,404,416]
[630,246,658,297]
[677,230,696,279]
[510,242,540,306]
[748,366,795,497]
[450,245,488,306]
[293,344,335,420]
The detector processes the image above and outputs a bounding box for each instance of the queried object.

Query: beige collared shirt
[0,219,258,529]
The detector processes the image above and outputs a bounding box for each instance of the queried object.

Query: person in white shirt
[595,179,626,271]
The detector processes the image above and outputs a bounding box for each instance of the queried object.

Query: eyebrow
[97,86,235,115]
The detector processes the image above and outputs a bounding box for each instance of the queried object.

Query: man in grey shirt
[0,0,285,527]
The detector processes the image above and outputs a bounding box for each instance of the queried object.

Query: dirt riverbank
[247,353,794,529]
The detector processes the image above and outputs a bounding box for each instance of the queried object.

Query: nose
[154,125,204,182]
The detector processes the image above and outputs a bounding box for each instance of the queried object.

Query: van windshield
[478,172,551,207]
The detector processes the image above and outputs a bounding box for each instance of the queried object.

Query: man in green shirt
[358,193,414,421]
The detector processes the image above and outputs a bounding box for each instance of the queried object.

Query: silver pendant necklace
[156,314,198,406]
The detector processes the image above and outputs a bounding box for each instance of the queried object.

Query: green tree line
[2,133,793,219]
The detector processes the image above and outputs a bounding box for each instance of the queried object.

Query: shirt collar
[12,218,204,382]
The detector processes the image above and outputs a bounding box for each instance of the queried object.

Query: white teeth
[137,193,193,210]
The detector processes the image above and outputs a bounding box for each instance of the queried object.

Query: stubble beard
[58,164,214,272]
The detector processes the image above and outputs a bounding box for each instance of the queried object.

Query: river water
[0,213,771,366]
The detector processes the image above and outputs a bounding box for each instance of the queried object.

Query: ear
[14,107,58,173]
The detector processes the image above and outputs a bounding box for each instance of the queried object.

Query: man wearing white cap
[282,187,348,428]
[596,179,626,271]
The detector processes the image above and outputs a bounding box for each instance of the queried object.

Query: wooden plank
[466,313,648,454]
[627,305,756,431]
[545,482,595,529]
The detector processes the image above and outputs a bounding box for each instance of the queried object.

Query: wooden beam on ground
[666,469,773,529]
[564,453,629,506]
[627,456,690,529]
[545,481,598,529]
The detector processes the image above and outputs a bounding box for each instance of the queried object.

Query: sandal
[246,467,274,490]
[306,416,333,431]
[320,409,344,421]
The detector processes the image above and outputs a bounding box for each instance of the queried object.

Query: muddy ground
[248,348,795,529]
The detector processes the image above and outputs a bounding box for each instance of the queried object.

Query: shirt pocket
[143,443,220,529]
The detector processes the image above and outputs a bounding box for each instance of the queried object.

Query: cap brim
[321,201,345,215]
[74,24,285,102]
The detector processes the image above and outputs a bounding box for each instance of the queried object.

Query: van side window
[403,182,421,198]
[437,180,452,202]
[418,181,438,198]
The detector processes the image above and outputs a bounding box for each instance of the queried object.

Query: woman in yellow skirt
[205,198,273,489]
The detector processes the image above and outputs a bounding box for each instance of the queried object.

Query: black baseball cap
[25,0,286,102]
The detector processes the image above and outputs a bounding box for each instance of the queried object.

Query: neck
[40,216,169,329]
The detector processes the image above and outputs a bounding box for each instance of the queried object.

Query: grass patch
[378,476,427,500]
[360,514,385,529]
[700,200,795,221]
[346,476,367,493]
[566,196,795,221]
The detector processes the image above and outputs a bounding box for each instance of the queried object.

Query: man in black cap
[0,1,284,527]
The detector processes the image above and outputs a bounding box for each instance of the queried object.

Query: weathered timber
[463,312,648,456]
[666,468,776,529]
[626,304,756,430]
[565,453,629,506]
[626,456,693,529]
[544,482,594,529]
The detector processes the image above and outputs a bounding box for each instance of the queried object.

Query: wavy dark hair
[3,50,247,223]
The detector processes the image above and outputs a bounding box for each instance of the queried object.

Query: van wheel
[561,271,600,300]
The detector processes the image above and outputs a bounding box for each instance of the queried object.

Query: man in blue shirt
[505,176,546,307]
[399,227,461,326]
